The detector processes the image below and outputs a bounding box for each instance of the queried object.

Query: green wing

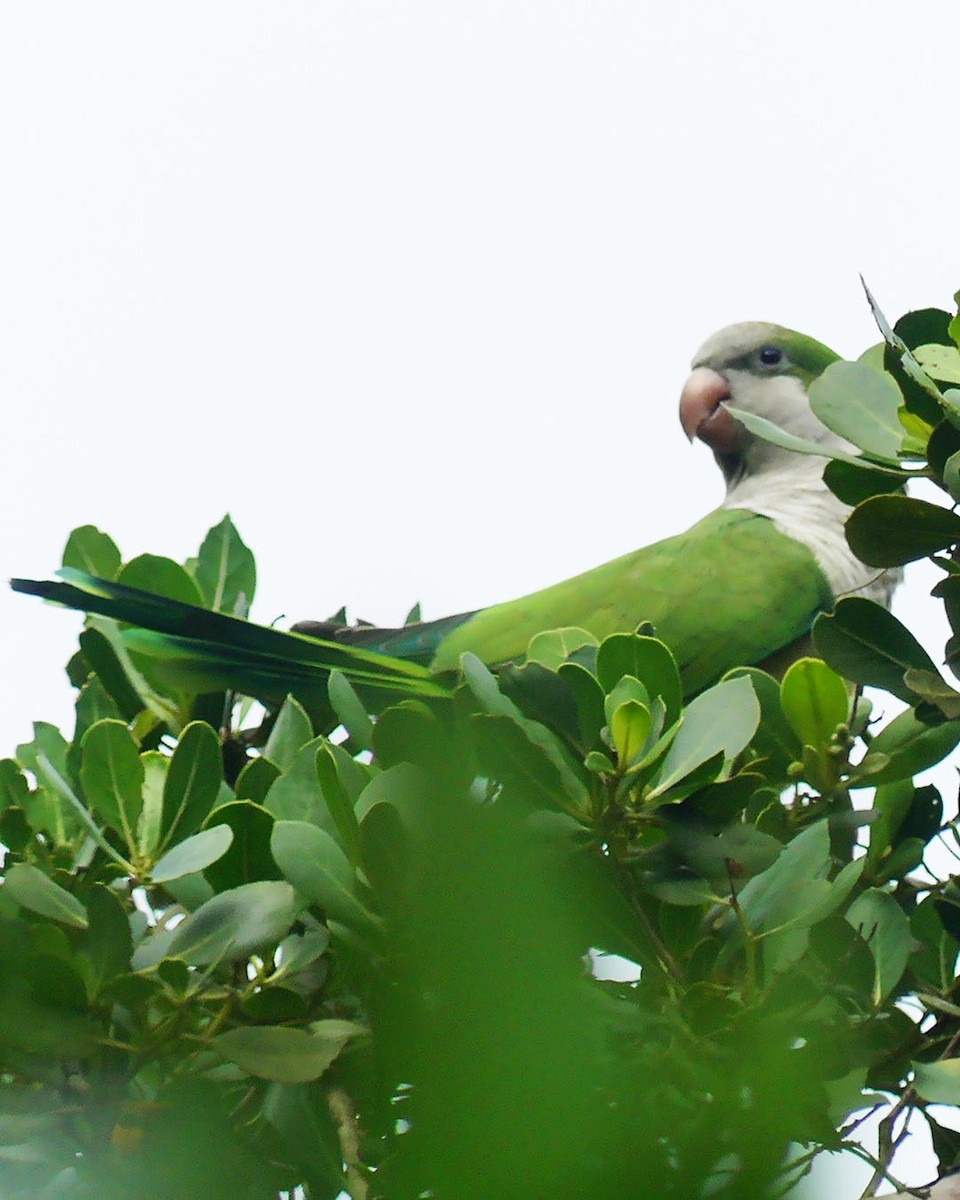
[430,508,834,694]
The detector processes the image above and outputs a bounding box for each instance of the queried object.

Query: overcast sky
[2,4,959,1191]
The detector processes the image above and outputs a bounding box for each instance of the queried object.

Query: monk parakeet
[11,323,894,706]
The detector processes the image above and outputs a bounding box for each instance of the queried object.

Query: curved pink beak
[679,367,738,453]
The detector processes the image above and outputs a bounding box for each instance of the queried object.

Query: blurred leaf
[194,514,256,614]
[212,1021,362,1083]
[780,657,848,750]
[160,720,223,849]
[846,888,911,1003]
[846,495,960,566]
[724,404,896,468]
[0,759,29,814]
[2,864,87,928]
[138,748,168,857]
[118,554,205,606]
[264,694,314,770]
[558,660,607,749]
[62,525,121,579]
[79,718,144,849]
[264,736,341,835]
[151,824,234,883]
[813,597,938,702]
[808,361,904,459]
[912,1060,960,1104]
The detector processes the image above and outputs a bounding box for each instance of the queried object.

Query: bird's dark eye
[758,345,783,367]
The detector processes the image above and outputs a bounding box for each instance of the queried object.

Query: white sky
[2,4,959,1192]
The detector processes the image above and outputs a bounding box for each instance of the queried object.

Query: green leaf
[79,719,144,850]
[327,670,375,752]
[526,627,598,671]
[160,720,223,850]
[2,863,88,928]
[235,755,281,804]
[808,361,904,459]
[194,514,256,615]
[648,675,759,801]
[84,883,133,993]
[610,700,652,766]
[62,525,121,579]
[813,598,938,703]
[912,1059,960,1104]
[914,343,960,385]
[156,880,300,966]
[138,749,168,857]
[903,669,960,719]
[151,824,234,883]
[596,634,682,728]
[724,404,897,469]
[271,820,379,933]
[264,694,314,770]
[202,800,280,890]
[822,459,908,507]
[0,758,29,814]
[852,709,960,786]
[846,495,960,567]
[315,744,363,868]
[846,888,911,1003]
[779,658,848,750]
[117,555,205,606]
[212,1021,362,1083]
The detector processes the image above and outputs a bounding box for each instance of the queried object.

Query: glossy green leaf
[779,658,848,750]
[160,720,223,849]
[808,361,904,459]
[212,1021,361,1083]
[846,495,960,567]
[846,888,911,1003]
[138,749,168,857]
[79,718,143,849]
[610,700,652,766]
[151,824,234,883]
[194,514,257,614]
[62,525,121,579]
[813,598,938,702]
[235,755,281,804]
[2,863,87,928]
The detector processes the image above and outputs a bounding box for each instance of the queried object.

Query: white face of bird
[679,322,847,466]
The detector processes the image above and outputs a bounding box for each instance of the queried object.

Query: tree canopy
[4,289,960,1198]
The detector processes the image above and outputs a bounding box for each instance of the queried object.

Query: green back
[430,508,834,694]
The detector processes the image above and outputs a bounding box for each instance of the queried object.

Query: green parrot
[11,322,893,708]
